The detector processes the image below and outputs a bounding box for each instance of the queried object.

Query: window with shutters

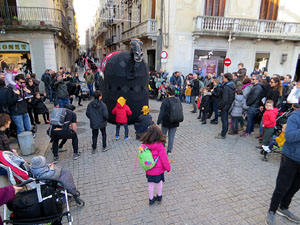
[260,0,280,20]
[205,0,226,17]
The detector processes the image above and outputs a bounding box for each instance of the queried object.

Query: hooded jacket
[230,95,248,117]
[86,99,109,129]
[112,98,132,124]
[218,81,236,111]
[145,142,171,176]
[282,109,300,163]
[263,108,279,127]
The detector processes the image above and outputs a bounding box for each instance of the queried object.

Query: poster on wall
[193,59,218,77]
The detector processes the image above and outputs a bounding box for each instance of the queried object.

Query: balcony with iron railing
[122,19,157,41]
[194,16,300,41]
[0,6,70,34]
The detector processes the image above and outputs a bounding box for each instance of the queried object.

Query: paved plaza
[46,99,300,225]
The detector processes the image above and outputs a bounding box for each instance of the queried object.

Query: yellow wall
[17,0,55,8]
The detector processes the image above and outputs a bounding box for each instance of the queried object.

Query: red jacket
[112,103,132,123]
[263,108,279,128]
[145,143,171,176]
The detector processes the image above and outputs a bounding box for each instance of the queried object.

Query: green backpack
[135,144,159,171]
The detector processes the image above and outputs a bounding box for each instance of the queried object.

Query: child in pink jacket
[140,125,171,205]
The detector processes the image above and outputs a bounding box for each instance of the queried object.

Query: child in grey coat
[230,90,248,134]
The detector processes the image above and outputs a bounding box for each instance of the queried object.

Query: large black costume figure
[100,39,149,124]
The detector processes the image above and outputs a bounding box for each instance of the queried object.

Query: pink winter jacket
[145,142,171,176]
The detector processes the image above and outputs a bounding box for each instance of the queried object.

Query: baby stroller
[80,81,90,100]
[3,178,72,225]
[0,151,85,206]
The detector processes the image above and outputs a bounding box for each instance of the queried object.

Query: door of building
[147,49,155,71]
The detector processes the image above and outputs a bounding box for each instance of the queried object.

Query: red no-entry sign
[224,58,231,67]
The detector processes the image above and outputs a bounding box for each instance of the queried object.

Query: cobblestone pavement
[46,99,300,225]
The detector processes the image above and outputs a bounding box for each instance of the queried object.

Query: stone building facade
[0,0,79,79]
[94,0,300,79]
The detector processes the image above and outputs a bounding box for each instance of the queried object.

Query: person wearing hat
[50,104,81,162]
[157,85,183,155]
[30,156,81,199]
[134,105,153,140]
[112,96,132,140]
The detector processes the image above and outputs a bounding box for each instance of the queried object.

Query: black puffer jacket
[246,84,263,108]
[0,86,18,113]
[9,89,28,116]
[218,82,236,111]
[86,99,108,129]
[157,97,181,128]
[34,98,49,114]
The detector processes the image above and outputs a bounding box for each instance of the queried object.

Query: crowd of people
[0,58,300,224]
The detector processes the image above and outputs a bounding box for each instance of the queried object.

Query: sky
[73,0,100,45]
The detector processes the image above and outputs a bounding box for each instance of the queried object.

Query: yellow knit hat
[117,96,126,107]
[141,105,150,115]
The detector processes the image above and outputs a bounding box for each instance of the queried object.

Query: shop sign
[0,42,30,52]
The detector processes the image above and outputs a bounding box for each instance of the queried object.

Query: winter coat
[287,86,300,104]
[0,86,18,113]
[86,99,109,129]
[157,97,181,128]
[199,92,212,113]
[41,73,51,87]
[235,77,243,91]
[241,83,253,99]
[190,79,200,96]
[135,114,153,133]
[0,131,12,151]
[185,87,192,96]
[263,108,279,127]
[230,95,248,117]
[282,109,300,163]
[246,83,262,108]
[9,88,28,116]
[34,98,49,114]
[145,142,171,176]
[112,103,132,124]
[155,77,163,89]
[4,72,16,87]
[275,131,286,148]
[211,84,222,103]
[0,186,15,225]
[170,75,182,86]
[55,79,69,99]
[84,72,94,84]
[30,164,61,180]
[27,84,39,95]
[265,87,281,108]
[218,82,236,111]
[282,82,293,100]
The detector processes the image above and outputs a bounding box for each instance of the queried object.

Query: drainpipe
[226,31,232,73]
[156,0,163,71]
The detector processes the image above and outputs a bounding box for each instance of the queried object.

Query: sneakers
[266,211,277,225]
[125,137,129,141]
[240,132,249,137]
[215,134,225,139]
[115,136,119,140]
[277,208,300,223]
[210,120,218,125]
[53,157,59,164]
[167,151,172,155]
[201,121,207,125]
[102,146,110,152]
[149,196,157,205]
[74,152,81,160]
[262,145,271,153]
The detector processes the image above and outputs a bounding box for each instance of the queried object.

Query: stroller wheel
[74,196,85,207]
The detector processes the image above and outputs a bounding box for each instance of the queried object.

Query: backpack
[169,98,184,123]
[136,144,159,171]
[50,108,67,127]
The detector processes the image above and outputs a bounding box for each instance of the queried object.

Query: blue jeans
[245,107,258,134]
[11,113,31,135]
[116,123,128,138]
[161,126,177,153]
[220,110,229,137]
[58,98,70,108]
[88,83,94,96]
[185,96,191,103]
[212,102,219,121]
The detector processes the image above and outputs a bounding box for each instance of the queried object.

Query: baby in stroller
[29,156,84,206]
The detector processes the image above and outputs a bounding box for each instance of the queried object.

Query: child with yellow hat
[134,105,153,140]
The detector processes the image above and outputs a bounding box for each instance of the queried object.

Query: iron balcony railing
[122,19,157,41]
[0,6,69,33]
[194,16,300,41]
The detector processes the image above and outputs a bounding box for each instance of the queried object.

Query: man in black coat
[41,69,52,102]
[0,79,18,114]
[190,73,200,113]
[86,90,109,154]
[240,75,263,136]
[215,73,236,139]
[157,86,182,154]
